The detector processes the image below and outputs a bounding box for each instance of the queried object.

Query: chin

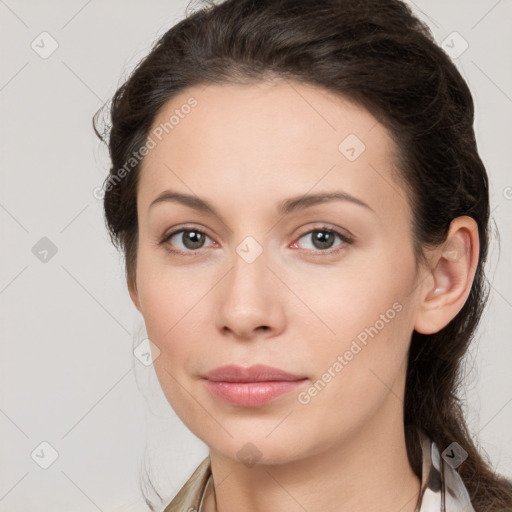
[203,430,316,467]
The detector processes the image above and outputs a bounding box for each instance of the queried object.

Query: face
[130,80,423,464]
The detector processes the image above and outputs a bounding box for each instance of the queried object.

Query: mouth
[201,364,308,407]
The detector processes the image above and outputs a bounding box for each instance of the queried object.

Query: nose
[215,241,286,341]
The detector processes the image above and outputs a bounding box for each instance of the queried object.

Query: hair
[93,0,512,510]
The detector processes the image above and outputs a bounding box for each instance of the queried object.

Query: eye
[291,225,353,254]
[160,227,216,254]
[159,224,353,256]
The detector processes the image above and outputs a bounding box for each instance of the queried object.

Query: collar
[414,429,475,511]
[163,430,475,512]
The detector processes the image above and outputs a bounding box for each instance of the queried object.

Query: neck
[204,396,421,512]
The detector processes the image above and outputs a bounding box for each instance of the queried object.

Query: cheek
[135,248,197,338]
[299,258,413,345]
[299,258,416,403]
[134,253,221,381]
[133,267,196,400]
[136,272,204,419]
[296,297,414,443]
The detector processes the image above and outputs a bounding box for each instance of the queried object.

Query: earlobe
[414,217,479,335]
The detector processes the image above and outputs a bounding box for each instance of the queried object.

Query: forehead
[137,80,407,221]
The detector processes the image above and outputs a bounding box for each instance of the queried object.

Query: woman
[93,0,512,510]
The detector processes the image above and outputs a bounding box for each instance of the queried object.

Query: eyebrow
[149,189,374,216]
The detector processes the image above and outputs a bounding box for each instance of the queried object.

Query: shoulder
[161,455,212,512]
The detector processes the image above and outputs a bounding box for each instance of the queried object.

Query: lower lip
[203,379,307,407]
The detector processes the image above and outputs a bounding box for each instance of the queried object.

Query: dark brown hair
[93,0,512,510]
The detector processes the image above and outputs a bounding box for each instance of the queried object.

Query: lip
[204,380,306,407]
[202,364,308,407]
[202,364,306,382]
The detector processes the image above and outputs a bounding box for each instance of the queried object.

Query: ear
[414,216,480,335]
[128,275,142,312]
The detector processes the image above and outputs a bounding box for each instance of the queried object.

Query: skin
[128,79,479,512]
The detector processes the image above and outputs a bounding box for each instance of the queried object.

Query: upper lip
[202,364,307,382]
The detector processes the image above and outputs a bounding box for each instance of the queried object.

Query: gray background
[0,1,511,510]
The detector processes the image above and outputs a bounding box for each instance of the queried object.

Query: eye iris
[313,230,335,250]
[182,230,205,249]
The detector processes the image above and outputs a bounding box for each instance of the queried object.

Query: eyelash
[159,224,353,256]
